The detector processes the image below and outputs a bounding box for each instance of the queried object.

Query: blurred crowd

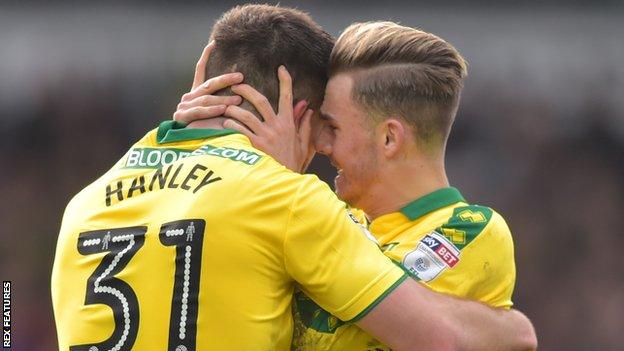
[0,2,622,350]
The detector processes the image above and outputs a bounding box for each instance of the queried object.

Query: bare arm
[357,279,537,351]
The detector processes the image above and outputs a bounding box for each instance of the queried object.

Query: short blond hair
[330,21,468,149]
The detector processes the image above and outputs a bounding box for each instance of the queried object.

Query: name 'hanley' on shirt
[105,162,222,206]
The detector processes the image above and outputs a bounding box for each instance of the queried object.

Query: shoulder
[229,158,345,223]
[252,157,334,195]
[130,127,161,148]
[418,204,516,308]
[287,173,347,218]
[437,204,511,250]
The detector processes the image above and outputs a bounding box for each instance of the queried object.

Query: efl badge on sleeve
[402,231,460,282]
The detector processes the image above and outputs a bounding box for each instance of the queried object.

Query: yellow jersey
[293,187,516,350]
[51,121,406,351]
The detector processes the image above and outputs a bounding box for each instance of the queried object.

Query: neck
[186,117,228,130]
[363,154,449,220]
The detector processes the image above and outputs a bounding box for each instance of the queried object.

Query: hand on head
[173,42,315,173]
[173,42,244,124]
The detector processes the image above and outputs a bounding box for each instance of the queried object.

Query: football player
[175,15,535,351]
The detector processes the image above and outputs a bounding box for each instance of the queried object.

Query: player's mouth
[329,159,343,178]
[335,168,345,189]
[335,168,343,177]
[329,158,346,189]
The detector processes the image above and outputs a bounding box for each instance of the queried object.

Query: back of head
[329,21,468,152]
[207,4,334,111]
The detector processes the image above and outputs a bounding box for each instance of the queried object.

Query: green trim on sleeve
[294,267,412,334]
[400,187,465,220]
[436,205,494,249]
[392,259,421,281]
[346,273,409,324]
[156,120,240,144]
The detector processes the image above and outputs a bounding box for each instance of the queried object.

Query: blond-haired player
[178,20,535,351]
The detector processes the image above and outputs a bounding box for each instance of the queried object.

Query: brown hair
[329,21,468,149]
[207,4,334,111]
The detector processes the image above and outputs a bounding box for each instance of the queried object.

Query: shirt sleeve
[283,176,407,321]
[422,210,516,309]
[465,211,516,308]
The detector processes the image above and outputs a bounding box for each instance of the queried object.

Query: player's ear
[381,118,406,158]
[293,100,309,126]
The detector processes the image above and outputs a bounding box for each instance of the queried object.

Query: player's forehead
[320,73,359,123]
[324,73,354,102]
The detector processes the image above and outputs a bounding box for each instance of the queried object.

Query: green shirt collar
[156,120,240,144]
[399,187,465,221]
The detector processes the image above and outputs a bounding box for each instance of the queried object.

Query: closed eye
[319,112,338,131]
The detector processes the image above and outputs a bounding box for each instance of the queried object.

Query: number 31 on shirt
[73,219,205,351]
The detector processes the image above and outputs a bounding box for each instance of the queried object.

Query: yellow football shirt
[293,187,516,350]
[51,121,406,351]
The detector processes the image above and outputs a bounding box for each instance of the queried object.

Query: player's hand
[173,42,244,123]
[222,66,314,173]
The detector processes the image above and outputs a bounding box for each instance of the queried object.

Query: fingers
[192,42,214,89]
[223,105,264,134]
[184,72,244,102]
[222,119,256,141]
[178,94,242,111]
[173,105,227,123]
[278,65,294,117]
[231,84,277,122]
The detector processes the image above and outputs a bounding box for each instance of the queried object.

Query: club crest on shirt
[402,231,460,282]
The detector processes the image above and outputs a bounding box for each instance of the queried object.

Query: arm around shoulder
[356,278,537,351]
[356,278,458,351]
